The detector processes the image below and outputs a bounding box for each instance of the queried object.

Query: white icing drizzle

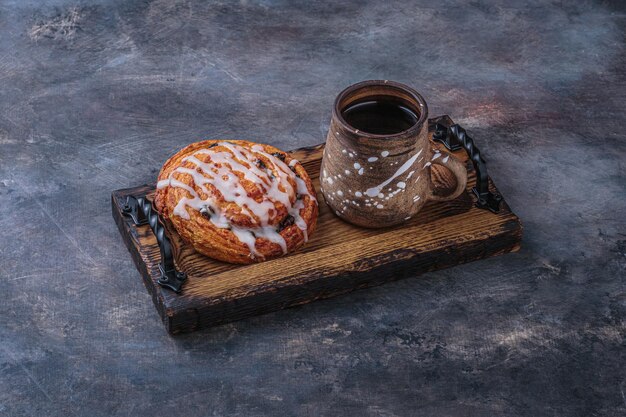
[159,142,315,259]
[365,149,423,197]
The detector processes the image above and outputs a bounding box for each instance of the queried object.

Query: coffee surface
[341,100,418,135]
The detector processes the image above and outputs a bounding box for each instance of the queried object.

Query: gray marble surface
[1,1,624,416]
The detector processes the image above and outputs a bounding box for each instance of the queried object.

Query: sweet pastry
[154,140,318,264]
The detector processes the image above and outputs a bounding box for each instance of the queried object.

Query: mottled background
[0,0,624,416]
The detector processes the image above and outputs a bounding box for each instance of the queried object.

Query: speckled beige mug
[320,80,468,228]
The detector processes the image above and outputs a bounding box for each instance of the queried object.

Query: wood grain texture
[112,116,522,334]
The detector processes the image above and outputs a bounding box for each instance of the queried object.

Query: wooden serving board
[112,116,522,334]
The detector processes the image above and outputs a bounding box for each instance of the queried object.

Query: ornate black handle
[122,196,187,293]
[433,123,502,213]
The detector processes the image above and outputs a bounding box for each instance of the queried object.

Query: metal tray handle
[122,196,187,293]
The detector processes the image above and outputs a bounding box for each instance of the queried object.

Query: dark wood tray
[111,115,522,334]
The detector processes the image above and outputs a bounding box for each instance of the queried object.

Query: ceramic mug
[319,80,468,228]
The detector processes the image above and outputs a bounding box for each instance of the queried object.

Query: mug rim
[332,80,428,140]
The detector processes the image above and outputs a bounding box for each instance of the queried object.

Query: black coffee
[341,100,418,135]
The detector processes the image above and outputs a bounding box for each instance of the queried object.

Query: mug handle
[425,151,468,202]
[433,122,503,212]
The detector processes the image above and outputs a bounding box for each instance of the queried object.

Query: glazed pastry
[154,140,318,264]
